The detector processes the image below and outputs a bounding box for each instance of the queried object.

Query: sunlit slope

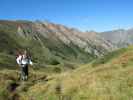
[0,46,133,100]
[0,20,115,68]
[27,46,133,100]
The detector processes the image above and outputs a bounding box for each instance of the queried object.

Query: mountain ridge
[100,28,133,47]
[0,20,115,68]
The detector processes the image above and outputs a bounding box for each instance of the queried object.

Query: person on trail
[16,50,33,81]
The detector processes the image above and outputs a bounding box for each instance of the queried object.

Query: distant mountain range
[100,29,133,47]
[0,20,132,68]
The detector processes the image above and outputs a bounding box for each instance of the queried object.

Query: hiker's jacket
[16,55,33,66]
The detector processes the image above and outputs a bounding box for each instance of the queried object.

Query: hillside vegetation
[0,46,133,100]
[0,20,114,69]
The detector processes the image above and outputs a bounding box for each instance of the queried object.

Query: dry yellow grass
[1,46,133,100]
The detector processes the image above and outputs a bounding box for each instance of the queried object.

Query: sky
[0,0,133,32]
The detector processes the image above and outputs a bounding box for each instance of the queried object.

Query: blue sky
[0,0,133,32]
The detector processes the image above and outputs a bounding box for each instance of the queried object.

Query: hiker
[16,50,33,81]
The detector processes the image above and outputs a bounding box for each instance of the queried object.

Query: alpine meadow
[1,0,133,100]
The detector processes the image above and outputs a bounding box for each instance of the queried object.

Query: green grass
[0,53,17,69]
[92,47,128,67]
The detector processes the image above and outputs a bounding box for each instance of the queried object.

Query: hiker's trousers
[20,64,28,80]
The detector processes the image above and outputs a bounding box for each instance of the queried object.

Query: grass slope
[0,46,133,100]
